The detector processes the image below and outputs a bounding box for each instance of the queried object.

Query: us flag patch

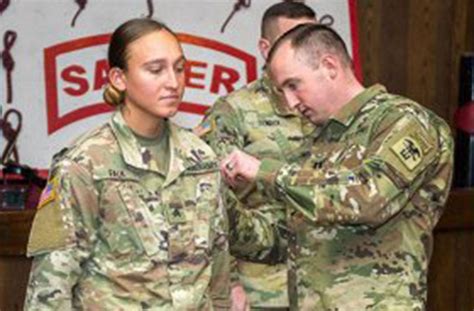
[38,178,57,209]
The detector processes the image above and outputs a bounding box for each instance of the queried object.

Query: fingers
[230,284,249,311]
[220,150,260,188]
[220,157,234,187]
[220,151,240,187]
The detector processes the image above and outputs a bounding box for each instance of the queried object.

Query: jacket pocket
[117,182,165,258]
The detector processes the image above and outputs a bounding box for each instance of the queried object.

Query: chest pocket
[161,188,195,263]
[115,182,166,259]
[189,171,220,253]
[152,170,219,264]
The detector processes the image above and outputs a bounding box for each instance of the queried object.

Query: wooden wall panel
[429,231,474,310]
[0,256,31,311]
[357,0,383,87]
[356,0,474,126]
[468,0,474,51]
[379,0,409,95]
[406,0,441,116]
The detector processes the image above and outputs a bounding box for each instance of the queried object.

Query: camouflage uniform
[197,75,315,309]
[255,85,454,310]
[25,111,231,310]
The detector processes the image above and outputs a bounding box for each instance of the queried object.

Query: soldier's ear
[258,38,271,61]
[321,55,338,80]
[108,67,127,92]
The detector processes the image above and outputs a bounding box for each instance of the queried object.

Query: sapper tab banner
[0,0,360,169]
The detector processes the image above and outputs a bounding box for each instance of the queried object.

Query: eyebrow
[143,55,186,67]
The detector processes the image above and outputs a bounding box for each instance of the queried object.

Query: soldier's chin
[166,106,180,118]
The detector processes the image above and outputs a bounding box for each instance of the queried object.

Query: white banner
[0,0,360,169]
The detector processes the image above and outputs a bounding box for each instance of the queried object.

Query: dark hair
[104,18,176,106]
[267,23,352,68]
[108,18,175,70]
[261,2,316,39]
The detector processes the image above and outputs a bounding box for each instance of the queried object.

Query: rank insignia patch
[390,136,423,171]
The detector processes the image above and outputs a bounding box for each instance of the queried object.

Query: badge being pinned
[390,136,423,171]
[38,177,58,209]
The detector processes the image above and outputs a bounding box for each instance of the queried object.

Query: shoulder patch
[27,179,70,256]
[391,125,434,171]
[193,119,215,138]
[37,177,58,209]
[378,116,437,183]
[390,136,423,171]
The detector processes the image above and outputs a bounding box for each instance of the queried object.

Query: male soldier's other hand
[230,284,250,311]
[220,150,260,188]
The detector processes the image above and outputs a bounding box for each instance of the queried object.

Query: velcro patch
[27,181,70,256]
[390,136,423,171]
[378,116,436,184]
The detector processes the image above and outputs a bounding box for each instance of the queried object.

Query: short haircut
[261,2,316,40]
[267,23,352,69]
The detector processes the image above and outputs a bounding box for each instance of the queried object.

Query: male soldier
[195,2,317,310]
[220,24,454,310]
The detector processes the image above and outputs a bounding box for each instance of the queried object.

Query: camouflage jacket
[25,111,231,310]
[256,85,454,310]
[197,75,314,308]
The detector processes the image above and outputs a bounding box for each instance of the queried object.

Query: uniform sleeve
[209,187,232,310]
[198,98,282,260]
[198,97,245,157]
[256,112,453,228]
[225,193,284,262]
[24,160,99,310]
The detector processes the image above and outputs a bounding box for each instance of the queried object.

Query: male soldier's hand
[220,150,260,188]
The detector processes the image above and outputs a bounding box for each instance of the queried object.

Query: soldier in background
[24,18,234,310]
[221,24,454,310]
[195,2,317,310]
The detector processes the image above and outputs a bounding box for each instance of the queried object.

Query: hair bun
[103,84,124,107]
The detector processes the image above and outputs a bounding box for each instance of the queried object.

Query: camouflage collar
[165,121,215,186]
[331,84,386,126]
[110,111,212,186]
[164,124,192,186]
[110,111,148,170]
[321,84,386,139]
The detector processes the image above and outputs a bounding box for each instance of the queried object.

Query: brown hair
[103,18,176,107]
[261,2,316,40]
[267,23,352,69]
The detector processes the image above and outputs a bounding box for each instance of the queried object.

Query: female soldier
[24,18,231,310]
